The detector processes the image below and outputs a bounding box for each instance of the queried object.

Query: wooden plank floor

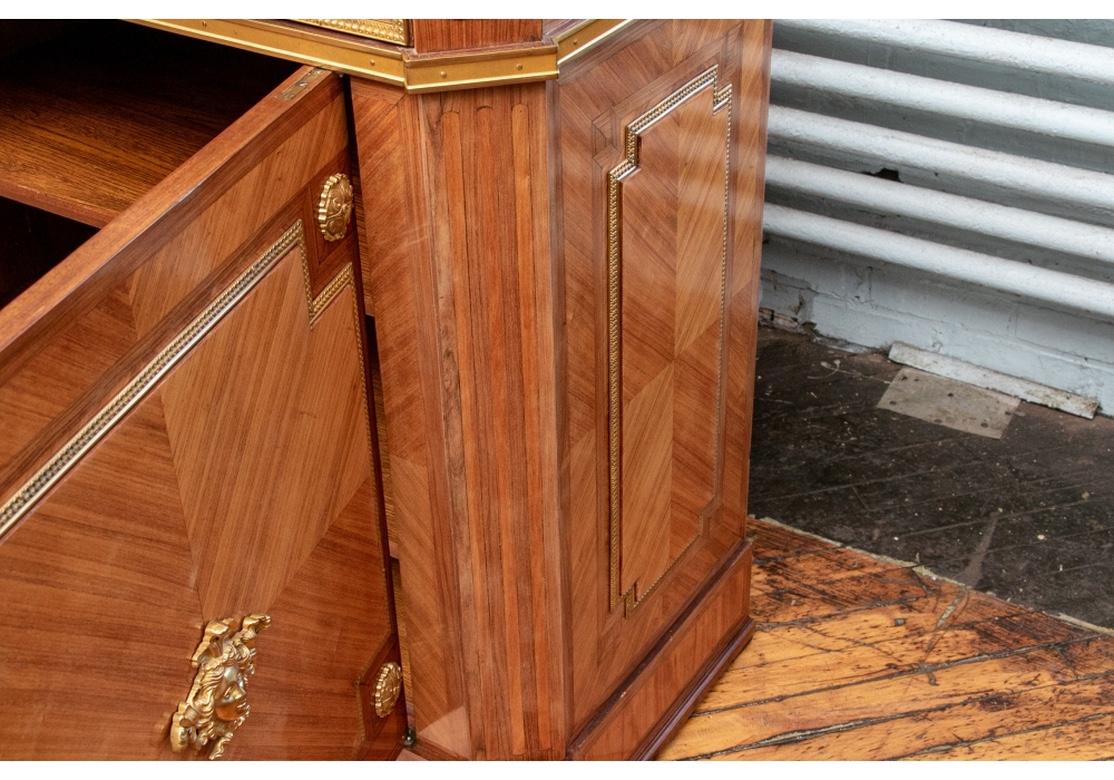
[659,518,1114,760]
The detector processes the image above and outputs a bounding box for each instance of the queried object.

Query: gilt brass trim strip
[0,221,307,540]
[136,19,407,88]
[296,19,410,46]
[554,19,634,65]
[606,66,734,612]
[303,263,356,326]
[137,19,632,93]
[403,42,559,93]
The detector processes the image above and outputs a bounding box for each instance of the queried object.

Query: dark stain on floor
[748,326,1114,629]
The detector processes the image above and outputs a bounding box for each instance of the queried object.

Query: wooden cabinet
[0,19,771,760]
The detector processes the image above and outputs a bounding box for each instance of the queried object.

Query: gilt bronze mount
[170,614,271,760]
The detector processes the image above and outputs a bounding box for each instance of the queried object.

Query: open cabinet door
[0,65,404,759]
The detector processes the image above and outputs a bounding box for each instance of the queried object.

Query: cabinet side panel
[554,19,770,734]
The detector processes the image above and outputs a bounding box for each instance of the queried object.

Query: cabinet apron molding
[0,219,355,540]
[135,19,634,93]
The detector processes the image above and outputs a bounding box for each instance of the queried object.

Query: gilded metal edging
[606,66,734,613]
[0,221,307,541]
[554,19,634,65]
[136,19,407,88]
[137,19,632,93]
[403,42,559,93]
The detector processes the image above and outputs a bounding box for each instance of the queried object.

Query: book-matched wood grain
[353,76,568,760]
[555,19,771,735]
[0,64,402,759]
[0,394,204,758]
[0,239,400,758]
[660,519,1114,760]
[0,69,348,523]
[618,81,732,603]
[155,246,371,618]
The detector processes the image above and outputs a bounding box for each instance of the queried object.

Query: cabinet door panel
[0,69,403,759]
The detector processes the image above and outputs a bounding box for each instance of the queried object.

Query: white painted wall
[762,19,1114,414]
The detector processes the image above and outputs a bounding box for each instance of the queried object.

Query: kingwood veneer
[0,19,771,760]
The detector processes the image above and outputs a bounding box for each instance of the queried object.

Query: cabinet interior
[0,197,96,310]
[0,20,296,315]
[0,21,296,228]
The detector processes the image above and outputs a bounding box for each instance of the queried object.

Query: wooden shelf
[0,22,295,227]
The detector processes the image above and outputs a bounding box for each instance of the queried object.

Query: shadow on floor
[748,326,1114,628]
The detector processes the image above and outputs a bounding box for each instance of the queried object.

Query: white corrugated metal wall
[761,19,1114,414]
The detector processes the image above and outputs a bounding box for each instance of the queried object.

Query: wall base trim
[889,342,1099,419]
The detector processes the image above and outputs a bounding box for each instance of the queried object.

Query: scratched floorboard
[747,326,1114,628]
[659,518,1114,760]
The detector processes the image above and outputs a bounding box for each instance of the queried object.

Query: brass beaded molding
[606,65,734,613]
[296,19,409,46]
[0,220,357,540]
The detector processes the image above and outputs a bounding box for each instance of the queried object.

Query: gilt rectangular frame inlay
[606,65,733,611]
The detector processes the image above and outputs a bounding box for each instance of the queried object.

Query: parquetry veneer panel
[0,75,350,517]
[0,231,398,758]
[615,69,733,607]
[0,396,201,758]
[159,244,369,617]
[0,53,404,759]
[557,20,770,736]
[353,18,771,759]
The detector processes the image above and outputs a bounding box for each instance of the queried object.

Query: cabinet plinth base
[569,539,755,760]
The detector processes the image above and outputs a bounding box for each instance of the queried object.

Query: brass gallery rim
[295,18,410,46]
[137,19,634,93]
